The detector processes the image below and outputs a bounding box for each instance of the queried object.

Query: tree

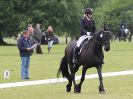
[60,0,83,39]
[94,0,133,32]
[0,0,33,44]
[1,0,132,45]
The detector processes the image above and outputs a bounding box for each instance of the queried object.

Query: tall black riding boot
[73,46,79,64]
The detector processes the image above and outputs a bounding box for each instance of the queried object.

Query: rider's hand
[87,32,91,36]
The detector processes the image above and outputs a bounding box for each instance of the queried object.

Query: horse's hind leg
[97,65,105,94]
[75,66,87,93]
[65,65,72,92]
[70,65,80,93]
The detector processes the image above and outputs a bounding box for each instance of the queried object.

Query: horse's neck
[92,37,103,53]
[80,36,103,57]
[84,38,102,52]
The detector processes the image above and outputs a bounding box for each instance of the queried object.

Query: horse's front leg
[97,65,105,94]
[66,76,72,92]
[75,66,87,93]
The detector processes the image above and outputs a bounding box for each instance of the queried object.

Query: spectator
[17,30,34,80]
[45,26,54,53]
[32,23,43,54]
[27,24,34,37]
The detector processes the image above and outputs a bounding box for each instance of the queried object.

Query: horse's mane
[93,29,104,38]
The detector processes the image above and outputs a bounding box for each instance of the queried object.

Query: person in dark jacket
[27,24,34,37]
[32,23,43,54]
[73,7,96,64]
[45,26,54,53]
[17,30,34,80]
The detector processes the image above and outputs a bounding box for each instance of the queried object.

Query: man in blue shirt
[18,30,34,80]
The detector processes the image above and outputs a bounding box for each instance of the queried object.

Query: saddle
[78,38,91,55]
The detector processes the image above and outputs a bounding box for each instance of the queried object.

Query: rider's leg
[73,46,80,64]
[73,35,88,64]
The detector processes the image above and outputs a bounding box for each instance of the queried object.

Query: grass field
[0,41,133,99]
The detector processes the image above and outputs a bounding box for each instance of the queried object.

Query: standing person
[45,26,54,53]
[17,30,34,80]
[27,24,34,37]
[73,7,96,64]
[32,23,43,54]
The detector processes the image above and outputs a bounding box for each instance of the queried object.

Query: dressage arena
[0,70,133,89]
[1,42,133,99]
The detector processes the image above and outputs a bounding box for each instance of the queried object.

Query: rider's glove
[86,32,91,36]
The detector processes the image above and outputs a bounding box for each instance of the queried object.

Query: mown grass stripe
[0,70,133,89]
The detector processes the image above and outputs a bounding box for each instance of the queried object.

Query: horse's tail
[57,55,69,78]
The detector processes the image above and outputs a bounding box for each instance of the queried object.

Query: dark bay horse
[57,29,112,94]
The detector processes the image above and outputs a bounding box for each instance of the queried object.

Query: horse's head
[101,30,112,51]
[94,30,111,51]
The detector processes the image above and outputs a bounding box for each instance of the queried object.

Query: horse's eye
[100,34,103,38]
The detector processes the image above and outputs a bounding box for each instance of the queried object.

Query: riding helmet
[84,7,93,14]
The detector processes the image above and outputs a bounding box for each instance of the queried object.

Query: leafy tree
[94,0,133,32]
[60,0,83,39]
[1,0,132,45]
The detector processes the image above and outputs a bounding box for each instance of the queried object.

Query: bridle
[91,30,111,46]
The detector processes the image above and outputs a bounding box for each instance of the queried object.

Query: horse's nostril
[104,46,110,51]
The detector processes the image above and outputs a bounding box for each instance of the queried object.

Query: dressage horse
[57,29,112,94]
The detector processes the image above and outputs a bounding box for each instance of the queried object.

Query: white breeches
[76,35,92,47]
[124,28,129,34]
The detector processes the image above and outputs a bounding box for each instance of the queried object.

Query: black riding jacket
[80,17,96,36]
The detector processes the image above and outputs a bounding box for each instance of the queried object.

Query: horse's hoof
[66,89,71,92]
[66,85,71,92]
[74,91,80,94]
[74,85,81,93]
[98,86,105,94]
[100,90,105,94]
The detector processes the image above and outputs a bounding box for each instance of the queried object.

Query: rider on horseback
[73,7,96,64]
[120,20,129,34]
[120,20,127,29]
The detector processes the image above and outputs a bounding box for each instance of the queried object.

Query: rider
[73,7,96,64]
[120,20,127,29]
[120,20,129,34]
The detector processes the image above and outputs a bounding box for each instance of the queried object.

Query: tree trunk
[0,33,6,45]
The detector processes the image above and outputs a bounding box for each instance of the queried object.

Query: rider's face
[86,13,93,18]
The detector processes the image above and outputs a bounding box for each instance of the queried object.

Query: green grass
[0,41,133,99]
[0,75,133,99]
